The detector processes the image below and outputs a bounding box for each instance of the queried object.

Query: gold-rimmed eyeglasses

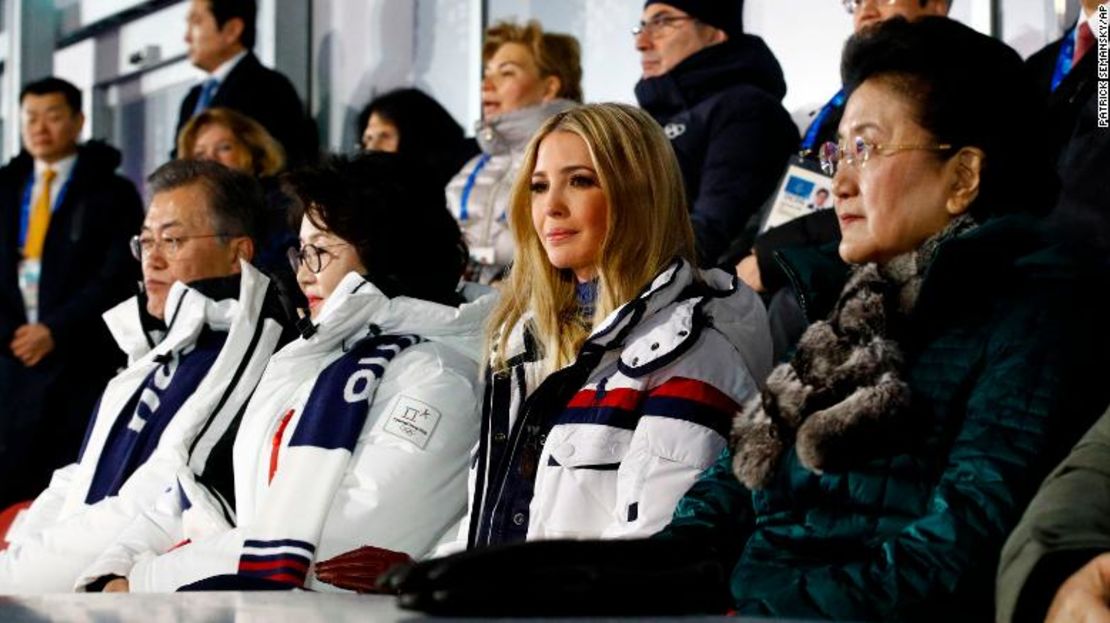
[818,137,953,175]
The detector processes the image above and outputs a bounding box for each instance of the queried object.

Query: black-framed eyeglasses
[130,233,239,261]
[842,0,901,14]
[818,137,953,175]
[632,14,696,38]
[287,243,350,274]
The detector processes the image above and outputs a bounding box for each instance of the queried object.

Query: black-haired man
[176,0,315,165]
[0,159,294,593]
[0,77,144,506]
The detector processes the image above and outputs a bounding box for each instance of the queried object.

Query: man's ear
[221,16,245,46]
[230,237,255,270]
[945,147,983,216]
[541,75,562,102]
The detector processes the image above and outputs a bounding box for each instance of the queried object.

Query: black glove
[382,538,732,616]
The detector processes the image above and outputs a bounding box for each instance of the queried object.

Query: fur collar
[730,215,977,489]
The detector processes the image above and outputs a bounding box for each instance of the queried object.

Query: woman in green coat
[661,16,1109,621]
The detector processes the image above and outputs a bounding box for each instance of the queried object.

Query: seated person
[177,107,297,286]
[446,102,770,550]
[997,402,1110,623]
[658,17,1108,620]
[356,88,479,190]
[0,159,294,593]
[76,153,492,592]
[447,19,582,284]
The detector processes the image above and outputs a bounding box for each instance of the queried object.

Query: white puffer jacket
[0,262,286,594]
[76,273,493,592]
[447,258,772,551]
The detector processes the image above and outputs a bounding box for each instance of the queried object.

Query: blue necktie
[193,78,220,115]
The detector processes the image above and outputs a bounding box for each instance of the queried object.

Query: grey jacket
[997,404,1110,623]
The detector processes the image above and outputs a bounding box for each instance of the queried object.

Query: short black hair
[842,16,1053,219]
[284,153,468,306]
[356,88,464,155]
[20,77,82,115]
[207,0,256,49]
[147,159,264,249]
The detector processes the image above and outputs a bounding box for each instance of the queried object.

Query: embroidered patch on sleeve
[382,395,442,450]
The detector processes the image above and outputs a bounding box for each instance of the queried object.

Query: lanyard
[458,153,492,222]
[1050,27,1078,92]
[801,89,846,152]
[18,172,73,248]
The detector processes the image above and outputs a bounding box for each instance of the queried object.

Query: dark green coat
[662,216,1109,621]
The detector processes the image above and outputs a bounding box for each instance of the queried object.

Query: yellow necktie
[23,168,56,259]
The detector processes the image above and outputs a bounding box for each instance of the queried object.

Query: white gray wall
[42,0,1077,160]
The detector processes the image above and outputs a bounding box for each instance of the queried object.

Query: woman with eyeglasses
[447,20,582,284]
[649,17,1108,620]
[78,153,494,593]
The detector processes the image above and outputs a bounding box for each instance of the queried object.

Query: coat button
[556,443,575,459]
[512,512,526,526]
[650,342,660,350]
[493,432,507,443]
[677,330,688,337]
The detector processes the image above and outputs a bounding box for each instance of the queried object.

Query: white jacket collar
[302,272,496,364]
[102,261,268,364]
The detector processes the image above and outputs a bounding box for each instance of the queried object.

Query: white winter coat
[77,273,493,592]
[0,263,285,594]
[453,259,772,550]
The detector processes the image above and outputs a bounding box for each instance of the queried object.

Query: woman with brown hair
[177,107,285,178]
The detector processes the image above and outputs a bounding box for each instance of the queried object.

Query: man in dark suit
[0,78,144,506]
[1026,0,1108,247]
[175,0,315,165]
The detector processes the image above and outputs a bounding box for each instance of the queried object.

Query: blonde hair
[483,20,583,103]
[489,103,696,373]
[177,107,286,177]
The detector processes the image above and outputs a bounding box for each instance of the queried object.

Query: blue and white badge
[17,259,42,323]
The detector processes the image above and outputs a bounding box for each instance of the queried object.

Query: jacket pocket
[528,425,631,540]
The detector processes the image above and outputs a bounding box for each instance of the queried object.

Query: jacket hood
[635,35,788,117]
[476,99,578,156]
[310,272,498,365]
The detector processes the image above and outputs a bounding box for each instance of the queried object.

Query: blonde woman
[446,102,770,548]
[447,20,582,284]
[306,103,771,592]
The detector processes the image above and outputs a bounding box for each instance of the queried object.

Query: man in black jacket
[0,78,144,506]
[1026,0,1109,248]
[175,0,315,165]
[633,0,798,267]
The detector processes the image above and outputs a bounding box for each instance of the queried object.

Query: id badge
[17,259,42,323]
[470,245,496,266]
[759,155,835,234]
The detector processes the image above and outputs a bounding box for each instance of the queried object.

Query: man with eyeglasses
[733,0,950,304]
[0,159,296,593]
[633,0,798,269]
[0,77,144,510]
